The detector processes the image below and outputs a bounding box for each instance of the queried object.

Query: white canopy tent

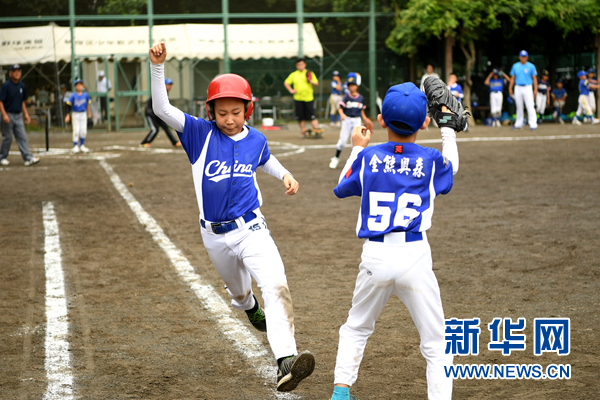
[0,23,323,64]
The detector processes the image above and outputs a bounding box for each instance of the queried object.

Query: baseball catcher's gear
[207,73,254,120]
[422,77,471,132]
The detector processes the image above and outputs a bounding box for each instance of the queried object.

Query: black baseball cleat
[276,350,315,392]
[245,295,267,332]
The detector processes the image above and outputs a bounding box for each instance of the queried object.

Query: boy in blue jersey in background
[484,68,508,127]
[573,70,599,125]
[330,71,342,126]
[149,42,315,392]
[65,79,92,153]
[329,73,372,169]
[551,79,567,124]
[446,73,464,104]
[329,81,459,400]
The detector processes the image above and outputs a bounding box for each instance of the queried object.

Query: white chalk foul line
[42,202,74,400]
[98,159,300,400]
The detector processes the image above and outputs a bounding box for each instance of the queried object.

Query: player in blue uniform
[329,82,459,400]
[447,73,464,104]
[65,79,92,153]
[551,79,567,124]
[484,68,508,127]
[535,70,551,123]
[148,42,314,393]
[330,71,342,126]
[574,70,599,125]
[329,73,372,169]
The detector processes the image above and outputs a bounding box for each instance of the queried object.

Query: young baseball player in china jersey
[148,42,315,392]
[329,82,458,400]
[484,69,508,127]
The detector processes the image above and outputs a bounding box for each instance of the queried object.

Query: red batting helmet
[206,74,254,120]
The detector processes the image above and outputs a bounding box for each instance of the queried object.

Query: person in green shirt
[284,58,320,134]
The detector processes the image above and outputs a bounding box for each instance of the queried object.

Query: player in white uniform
[329,73,372,169]
[329,82,458,400]
[149,42,315,392]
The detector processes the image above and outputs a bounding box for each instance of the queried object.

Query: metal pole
[54,61,64,129]
[296,0,304,58]
[222,0,230,73]
[368,0,376,115]
[69,0,76,81]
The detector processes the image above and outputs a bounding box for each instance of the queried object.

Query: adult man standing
[0,64,40,167]
[96,70,112,123]
[284,58,320,134]
[509,50,538,130]
[420,64,440,91]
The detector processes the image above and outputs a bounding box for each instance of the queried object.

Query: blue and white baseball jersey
[552,87,567,100]
[339,93,366,117]
[334,143,453,239]
[510,62,537,86]
[538,79,550,96]
[488,78,504,93]
[331,81,342,95]
[67,92,91,112]
[178,114,271,223]
[579,79,591,96]
[448,83,464,103]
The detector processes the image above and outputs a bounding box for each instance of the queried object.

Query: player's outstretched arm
[149,42,185,132]
[283,174,299,195]
[438,105,459,175]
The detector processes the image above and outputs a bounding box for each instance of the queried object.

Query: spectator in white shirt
[96,70,112,122]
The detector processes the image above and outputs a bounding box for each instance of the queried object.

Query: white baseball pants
[336,116,362,152]
[71,111,88,144]
[334,235,453,400]
[576,94,593,117]
[489,92,503,116]
[330,94,342,116]
[200,209,297,360]
[589,91,596,114]
[514,85,537,129]
[535,93,547,115]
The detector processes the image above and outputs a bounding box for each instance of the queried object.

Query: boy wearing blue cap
[65,79,93,153]
[329,81,459,400]
[330,71,342,127]
[509,50,538,130]
[551,79,567,124]
[141,77,181,147]
[573,70,599,125]
[329,73,372,169]
[485,68,508,127]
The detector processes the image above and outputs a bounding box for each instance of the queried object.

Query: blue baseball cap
[332,70,340,76]
[492,68,499,75]
[556,78,563,84]
[381,82,427,135]
[588,68,595,74]
[73,79,83,85]
[577,70,587,78]
[347,72,360,85]
[165,78,173,85]
[9,64,21,71]
[519,50,528,57]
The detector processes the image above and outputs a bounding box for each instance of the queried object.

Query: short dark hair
[295,58,305,64]
[390,120,412,132]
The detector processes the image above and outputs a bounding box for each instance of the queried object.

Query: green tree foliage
[386,0,526,112]
[526,0,600,36]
